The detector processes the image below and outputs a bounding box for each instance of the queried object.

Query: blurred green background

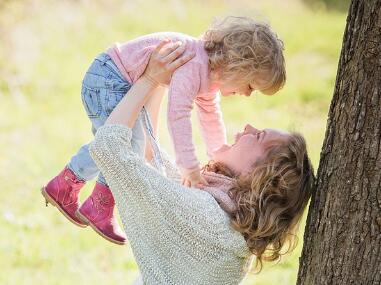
[0,0,349,284]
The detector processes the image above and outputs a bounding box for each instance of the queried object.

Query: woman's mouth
[234,132,243,144]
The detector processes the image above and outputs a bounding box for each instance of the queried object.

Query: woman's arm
[105,75,157,126]
[144,86,166,161]
[89,124,244,280]
[89,42,247,274]
[144,85,166,135]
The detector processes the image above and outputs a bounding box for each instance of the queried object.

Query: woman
[89,41,314,284]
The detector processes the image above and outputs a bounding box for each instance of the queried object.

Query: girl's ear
[210,68,222,82]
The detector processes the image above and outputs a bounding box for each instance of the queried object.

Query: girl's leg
[69,53,146,184]
[68,56,118,182]
[74,53,147,245]
[41,54,114,228]
[43,53,133,240]
[68,117,107,184]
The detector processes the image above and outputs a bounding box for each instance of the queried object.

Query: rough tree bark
[297,1,381,285]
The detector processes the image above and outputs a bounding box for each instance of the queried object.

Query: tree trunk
[296,1,381,285]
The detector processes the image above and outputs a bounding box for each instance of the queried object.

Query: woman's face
[212,124,289,175]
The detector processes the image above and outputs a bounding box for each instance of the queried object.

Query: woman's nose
[244,124,259,133]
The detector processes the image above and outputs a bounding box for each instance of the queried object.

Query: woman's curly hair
[203,16,286,95]
[204,132,314,272]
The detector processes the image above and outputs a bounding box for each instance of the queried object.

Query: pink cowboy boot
[41,166,87,227]
[76,182,126,245]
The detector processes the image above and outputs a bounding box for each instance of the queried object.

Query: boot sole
[75,210,126,246]
[41,187,88,228]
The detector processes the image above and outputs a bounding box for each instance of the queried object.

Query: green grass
[0,0,347,284]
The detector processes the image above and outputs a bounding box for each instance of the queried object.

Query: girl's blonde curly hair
[203,16,286,95]
[204,132,314,272]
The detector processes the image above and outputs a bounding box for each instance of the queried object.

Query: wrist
[180,165,201,176]
[141,74,161,88]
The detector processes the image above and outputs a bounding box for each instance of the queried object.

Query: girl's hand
[143,39,195,86]
[181,169,209,188]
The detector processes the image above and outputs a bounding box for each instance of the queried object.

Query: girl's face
[212,124,289,175]
[215,73,270,97]
[219,80,257,97]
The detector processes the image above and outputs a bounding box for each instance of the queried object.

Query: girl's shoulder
[128,32,206,59]
[123,31,198,46]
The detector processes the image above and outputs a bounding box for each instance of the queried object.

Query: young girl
[42,16,286,245]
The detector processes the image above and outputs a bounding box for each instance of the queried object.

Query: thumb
[197,183,207,189]
[200,176,209,186]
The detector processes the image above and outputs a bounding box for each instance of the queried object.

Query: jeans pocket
[81,85,102,118]
[105,91,125,116]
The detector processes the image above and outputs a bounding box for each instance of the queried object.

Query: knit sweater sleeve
[89,124,216,223]
[195,93,227,158]
[89,124,206,205]
[89,124,250,284]
[160,149,182,183]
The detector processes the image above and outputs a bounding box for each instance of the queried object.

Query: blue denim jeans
[68,53,146,185]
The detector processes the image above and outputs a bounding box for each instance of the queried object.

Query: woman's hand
[143,39,195,86]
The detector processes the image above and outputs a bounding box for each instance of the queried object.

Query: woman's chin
[213,144,231,157]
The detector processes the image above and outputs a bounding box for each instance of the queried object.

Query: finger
[154,39,171,54]
[160,41,183,58]
[200,176,209,186]
[198,176,209,186]
[163,41,186,63]
[185,180,191,188]
[196,183,205,189]
[168,52,195,71]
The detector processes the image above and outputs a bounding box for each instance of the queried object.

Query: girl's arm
[166,63,209,187]
[195,94,227,158]
[166,62,201,171]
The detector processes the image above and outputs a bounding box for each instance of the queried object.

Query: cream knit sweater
[89,124,252,285]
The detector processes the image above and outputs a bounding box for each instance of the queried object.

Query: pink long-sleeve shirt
[107,32,227,172]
